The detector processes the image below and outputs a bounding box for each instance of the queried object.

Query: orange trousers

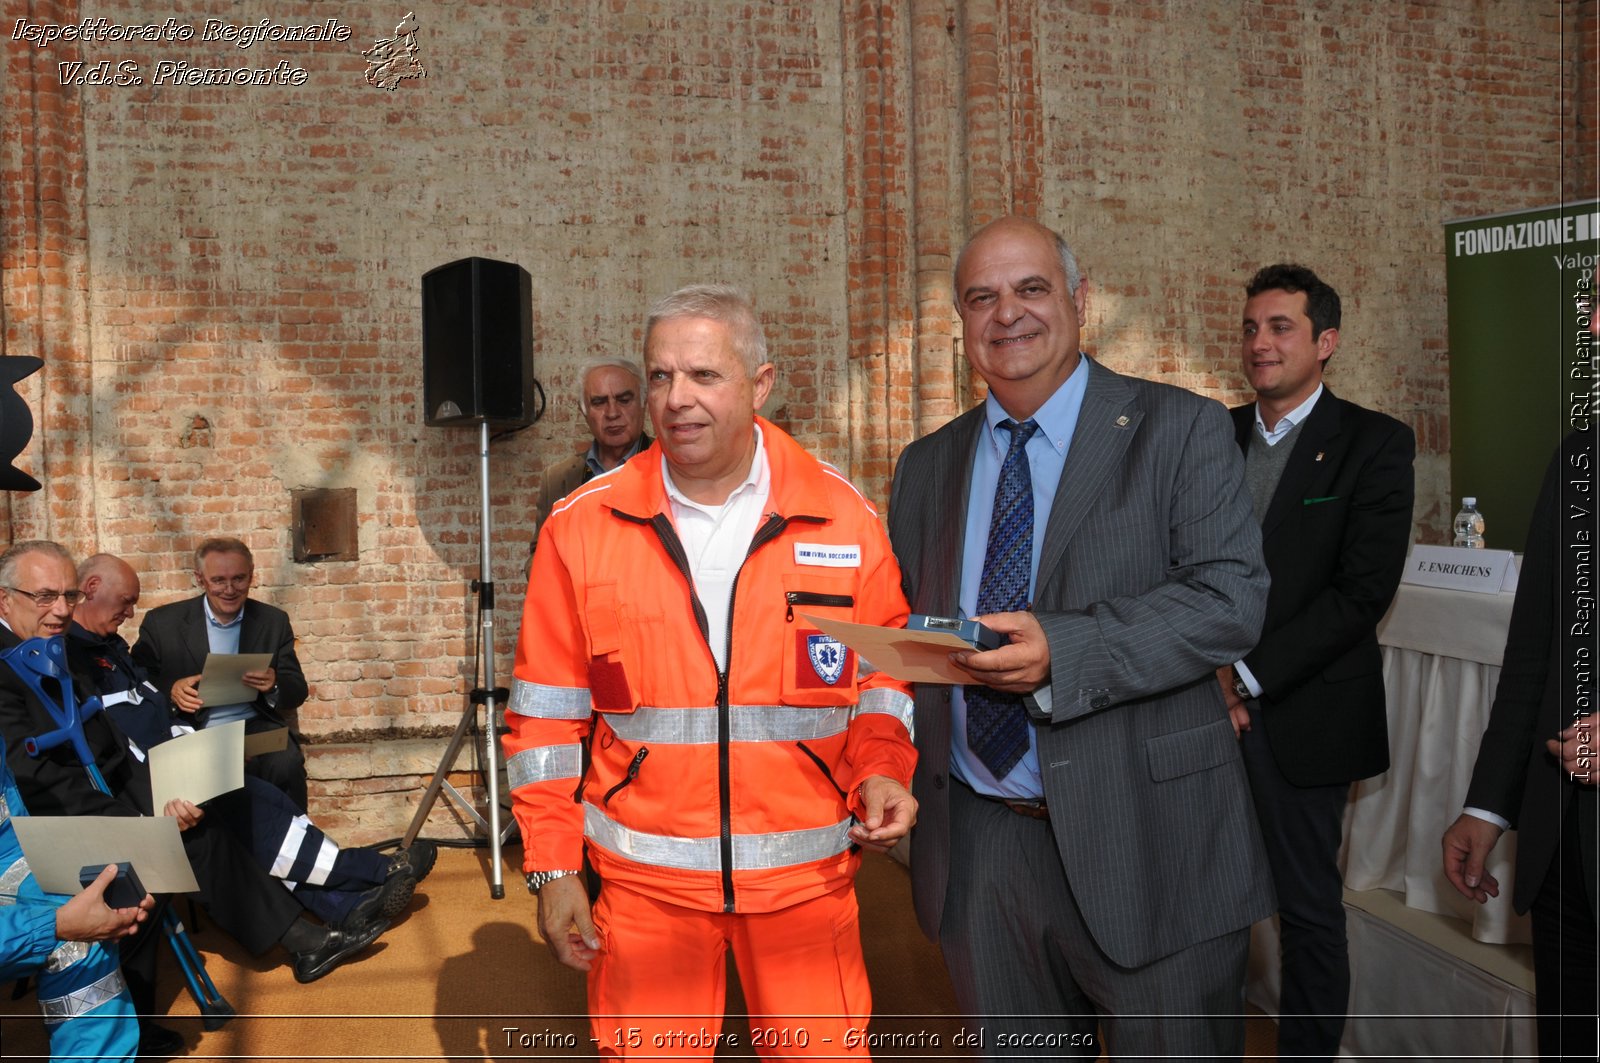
[587,880,872,1060]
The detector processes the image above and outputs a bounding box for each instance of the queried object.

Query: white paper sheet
[12,815,199,895]
[195,652,272,706]
[148,720,245,812]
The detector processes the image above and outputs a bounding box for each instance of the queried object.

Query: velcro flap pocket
[583,583,635,713]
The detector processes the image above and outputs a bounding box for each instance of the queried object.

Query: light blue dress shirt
[202,598,257,726]
[951,356,1089,799]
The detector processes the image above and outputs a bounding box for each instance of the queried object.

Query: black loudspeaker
[422,257,536,427]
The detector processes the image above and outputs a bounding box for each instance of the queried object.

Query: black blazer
[1464,429,1599,915]
[130,596,307,728]
[1231,389,1415,787]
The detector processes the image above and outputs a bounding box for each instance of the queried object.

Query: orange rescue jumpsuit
[505,419,916,1058]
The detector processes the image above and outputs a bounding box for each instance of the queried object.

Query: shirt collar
[1254,383,1324,442]
[662,423,769,517]
[202,596,245,630]
[982,353,1088,455]
[584,434,647,478]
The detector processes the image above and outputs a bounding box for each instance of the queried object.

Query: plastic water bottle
[1452,497,1486,548]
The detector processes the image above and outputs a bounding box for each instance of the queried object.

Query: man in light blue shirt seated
[131,538,310,809]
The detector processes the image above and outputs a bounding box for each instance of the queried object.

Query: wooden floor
[4,844,1278,1060]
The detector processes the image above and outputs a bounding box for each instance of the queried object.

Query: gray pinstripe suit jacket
[888,357,1276,969]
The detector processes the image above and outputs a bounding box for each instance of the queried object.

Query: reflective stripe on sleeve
[44,938,89,974]
[508,678,592,719]
[0,855,28,900]
[583,804,853,872]
[855,686,915,738]
[507,744,582,790]
[39,967,127,1023]
[602,705,849,745]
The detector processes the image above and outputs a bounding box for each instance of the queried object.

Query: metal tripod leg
[403,696,488,839]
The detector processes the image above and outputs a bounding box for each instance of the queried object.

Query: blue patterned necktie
[966,418,1039,779]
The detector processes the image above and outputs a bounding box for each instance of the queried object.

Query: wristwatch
[1230,667,1251,702]
[525,869,579,895]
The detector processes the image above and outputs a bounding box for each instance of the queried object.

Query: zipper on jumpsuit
[640,509,798,913]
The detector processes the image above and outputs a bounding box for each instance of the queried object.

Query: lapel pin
[1115,415,1130,427]
[1315,451,1324,462]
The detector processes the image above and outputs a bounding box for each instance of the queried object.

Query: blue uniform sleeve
[0,902,58,980]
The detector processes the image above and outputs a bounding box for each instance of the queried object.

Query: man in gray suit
[888,216,1274,1058]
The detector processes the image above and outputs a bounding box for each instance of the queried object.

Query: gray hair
[194,537,253,573]
[644,284,768,374]
[953,220,1084,298]
[0,540,76,587]
[576,356,644,401]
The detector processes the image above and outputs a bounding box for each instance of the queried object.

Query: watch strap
[525,869,580,894]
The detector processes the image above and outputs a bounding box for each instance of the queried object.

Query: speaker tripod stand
[404,422,516,898]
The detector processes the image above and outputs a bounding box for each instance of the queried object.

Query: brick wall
[1,0,1590,841]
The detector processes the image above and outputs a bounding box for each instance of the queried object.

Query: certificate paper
[802,614,980,684]
[149,720,246,812]
[196,652,273,707]
[13,815,199,895]
[243,727,289,758]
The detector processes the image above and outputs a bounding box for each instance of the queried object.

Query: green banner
[1445,200,1599,550]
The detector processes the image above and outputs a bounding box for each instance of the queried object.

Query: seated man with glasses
[130,538,309,808]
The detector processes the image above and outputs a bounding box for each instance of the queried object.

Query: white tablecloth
[1340,581,1531,944]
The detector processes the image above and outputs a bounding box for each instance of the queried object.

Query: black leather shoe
[291,915,389,983]
[137,1021,183,1058]
[387,839,437,885]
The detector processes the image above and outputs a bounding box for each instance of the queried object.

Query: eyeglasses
[203,575,252,591]
[2,586,84,607]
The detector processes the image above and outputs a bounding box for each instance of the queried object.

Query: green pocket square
[1302,496,1340,505]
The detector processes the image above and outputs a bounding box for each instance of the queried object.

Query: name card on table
[1402,545,1519,595]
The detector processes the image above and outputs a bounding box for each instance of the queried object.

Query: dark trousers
[939,780,1248,1062]
[211,776,389,925]
[1531,807,1599,1062]
[123,805,304,1016]
[1239,707,1352,1063]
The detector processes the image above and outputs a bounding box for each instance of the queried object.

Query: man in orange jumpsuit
[506,284,917,1059]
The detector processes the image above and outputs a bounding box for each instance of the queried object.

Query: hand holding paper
[802,615,976,683]
[170,674,202,714]
[240,664,277,693]
[195,652,274,706]
[802,613,1033,685]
